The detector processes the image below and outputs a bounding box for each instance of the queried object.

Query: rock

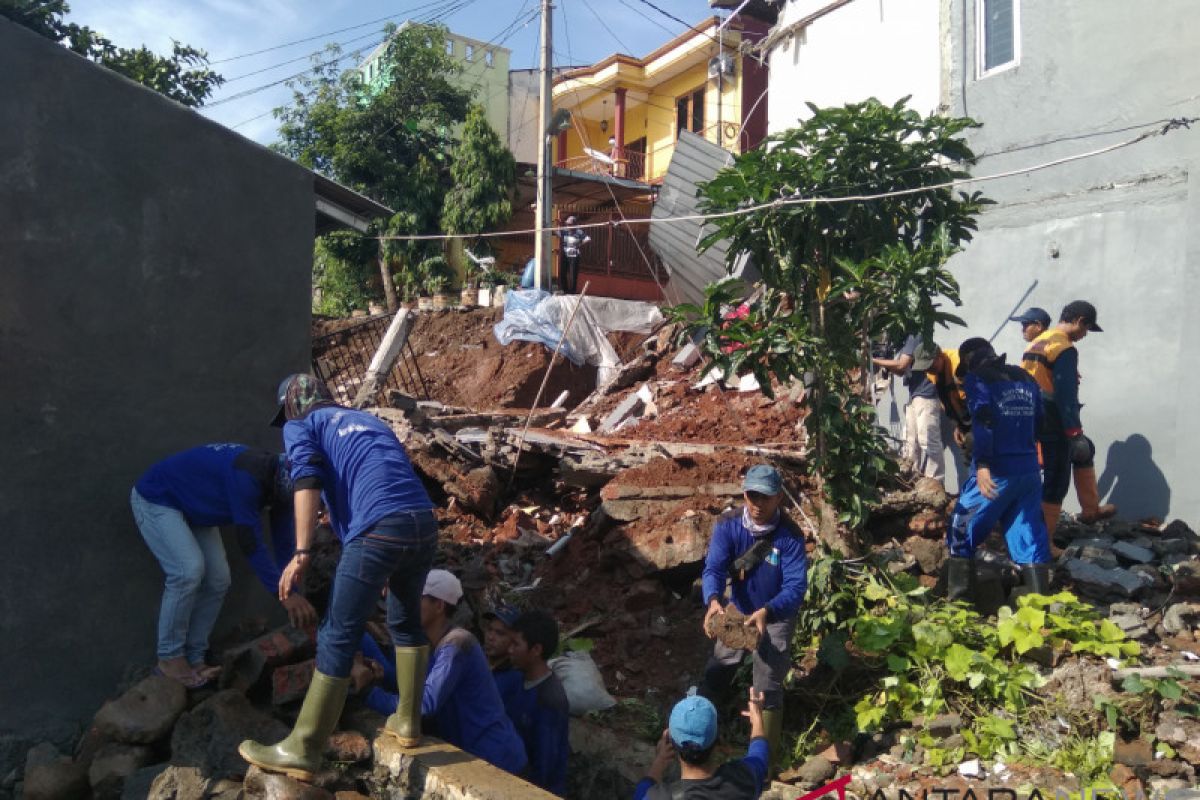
[120,763,168,800]
[1113,541,1156,564]
[1148,778,1191,797]
[1075,545,1119,570]
[1110,763,1143,800]
[242,766,334,799]
[334,793,372,800]
[272,660,316,706]
[23,756,89,800]
[924,713,963,738]
[613,505,712,571]
[1163,789,1200,800]
[89,743,154,799]
[1155,538,1193,557]
[24,742,61,771]
[1063,558,1144,598]
[1132,564,1169,590]
[908,538,945,575]
[1114,737,1153,767]
[1110,613,1151,639]
[169,690,289,779]
[1143,759,1189,778]
[1163,603,1200,634]
[325,732,371,764]
[704,604,759,651]
[221,626,316,693]
[93,675,188,745]
[147,765,213,799]
[1172,560,1200,594]
[1155,712,1200,747]
[790,756,835,787]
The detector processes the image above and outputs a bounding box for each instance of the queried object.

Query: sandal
[153,665,212,690]
[191,663,223,681]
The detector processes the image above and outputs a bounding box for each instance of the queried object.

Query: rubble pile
[10,305,1200,799]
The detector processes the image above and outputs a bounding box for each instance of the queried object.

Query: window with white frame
[978,0,1019,76]
[465,43,475,62]
[445,38,454,55]
[484,49,494,68]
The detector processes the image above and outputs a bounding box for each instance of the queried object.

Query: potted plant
[460,274,477,309]
[417,255,452,312]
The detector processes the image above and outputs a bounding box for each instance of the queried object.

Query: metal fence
[311,313,429,404]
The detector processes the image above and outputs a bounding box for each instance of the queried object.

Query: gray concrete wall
[937,0,1200,522]
[0,19,313,741]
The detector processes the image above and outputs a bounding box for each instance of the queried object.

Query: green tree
[673,98,988,534]
[1,0,224,107]
[442,104,517,257]
[274,23,472,311]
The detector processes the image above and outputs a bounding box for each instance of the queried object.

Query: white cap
[423,569,463,605]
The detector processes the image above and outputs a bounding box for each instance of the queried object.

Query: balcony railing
[559,150,648,182]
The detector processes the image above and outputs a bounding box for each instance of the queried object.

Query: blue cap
[1009,307,1051,327]
[669,696,718,750]
[742,464,782,496]
[484,604,520,627]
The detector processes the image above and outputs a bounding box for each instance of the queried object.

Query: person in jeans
[555,216,590,294]
[874,335,947,487]
[240,374,437,782]
[132,444,295,688]
[634,690,769,799]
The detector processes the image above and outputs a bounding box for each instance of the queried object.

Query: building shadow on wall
[1097,434,1171,521]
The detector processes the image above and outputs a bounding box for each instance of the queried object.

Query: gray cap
[742,464,782,495]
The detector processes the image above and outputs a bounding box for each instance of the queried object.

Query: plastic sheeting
[493,290,665,386]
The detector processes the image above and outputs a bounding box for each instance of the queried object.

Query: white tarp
[493,290,664,386]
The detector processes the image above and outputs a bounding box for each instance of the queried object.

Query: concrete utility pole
[533,0,553,290]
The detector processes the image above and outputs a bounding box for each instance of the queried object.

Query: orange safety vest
[1021,329,1074,397]
[929,348,967,422]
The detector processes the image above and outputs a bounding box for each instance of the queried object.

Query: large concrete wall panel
[0,20,312,737]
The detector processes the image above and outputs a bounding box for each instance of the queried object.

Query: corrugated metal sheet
[649,131,758,306]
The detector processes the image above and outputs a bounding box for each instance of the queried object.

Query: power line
[576,0,634,54]
[372,117,1196,241]
[208,0,455,64]
[626,0,721,46]
[224,29,383,83]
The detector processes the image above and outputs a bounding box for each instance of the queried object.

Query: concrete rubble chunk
[221,626,316,693]
[1162,603,1200,635]
[1112,540,1155,564]
[93,675,188,745]
[120,763,168,800]
[89,743,154,800]
[272,659,316,706]
[147,765,212,800]
[373,734,560,798]
[1171,560,1200,594]
[598,383,651,433]
[325,732,371,764]
[790,755,836,787]
[1154,538,1192,556]
[1063,558,1145,598]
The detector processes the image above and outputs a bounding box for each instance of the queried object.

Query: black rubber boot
[945,556,974,603]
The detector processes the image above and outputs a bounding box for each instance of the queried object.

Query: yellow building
[551,16,770,185]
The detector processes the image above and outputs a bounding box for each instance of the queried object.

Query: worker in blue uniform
[240,374,437,782]
[132,444,296,689]
[945,338,1052,601]
[365,570,527,774]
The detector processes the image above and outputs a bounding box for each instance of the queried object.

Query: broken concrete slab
[371,735,558,799]
[1112,541,1156,564]
[1163,603,1200,634]
[1062,558,1145,598]
[243,765,332,799]
[598,383,653,433]
[93,675,188,745]
[600,482,742,501]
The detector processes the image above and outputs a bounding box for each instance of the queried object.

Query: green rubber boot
[384,645,430,747]
[761,707,784,777]
[1021,563,1051,595]
[238,670,349,781]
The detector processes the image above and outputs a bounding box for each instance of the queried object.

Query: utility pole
[534,0,553,290]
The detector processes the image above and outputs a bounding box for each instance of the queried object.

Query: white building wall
[766,0,942,133]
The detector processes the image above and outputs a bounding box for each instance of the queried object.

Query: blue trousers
[316,510,438,678]
[947,471,1050,565]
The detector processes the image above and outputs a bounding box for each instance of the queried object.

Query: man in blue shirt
[132,444,296,689]
[504,610,570,795]
[874,335,947,488]
[365,570,527,774]
[634,690,769,800]
[240,374,438,782]
[946,338,1052,601]
[700,464,807,771]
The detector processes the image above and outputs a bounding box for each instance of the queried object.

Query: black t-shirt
[899,334,937,399]
[646,760,761,799]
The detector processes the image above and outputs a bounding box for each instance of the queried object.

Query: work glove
[1068,434,1095,466]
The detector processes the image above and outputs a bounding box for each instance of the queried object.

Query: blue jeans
[947,472,1051,565]
[131,488,232,663]
[316,510,438,678]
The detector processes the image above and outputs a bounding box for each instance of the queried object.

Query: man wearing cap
[367,569,527,774]
[555,216,590,294]
[483,604,521,673]
[700,464,807,769]
[1020,301,1115,540]
[634,689,769,799]
[945,339,1052,600]
[873,334,948,487]
[1010,307,1053,344]
[240,375,438,781]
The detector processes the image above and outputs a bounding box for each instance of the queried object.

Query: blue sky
[65,0,718,145]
